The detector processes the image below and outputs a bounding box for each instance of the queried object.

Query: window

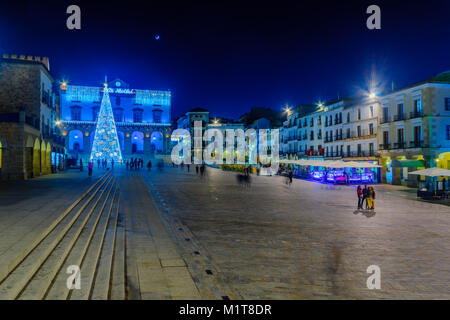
[346,128,350,139]
[358,109,361,120]
[357,144,362,156]
[414,99,422,113]
[357,125,361,137]
[397,103,404,119]
[383,107,389,122]
[347,145,350,156]
[370,106,374,117]
[92,106,100,121]
[383,131,389,146]
[347,112,350,123]
[369,143,374,155]
[133,108,143,123]
[447,125,450,140]
[114,108,124,122]
[116,96,121,106]
[397,128,404,145]
[369,123,374,135]
[71,106,81,121]
[446,98,450,111]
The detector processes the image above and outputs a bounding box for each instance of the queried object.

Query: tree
[90,85,123,163]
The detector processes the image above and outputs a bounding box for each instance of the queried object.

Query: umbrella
[409,168,450,177]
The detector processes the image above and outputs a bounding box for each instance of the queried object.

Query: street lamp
[284,105,292,117]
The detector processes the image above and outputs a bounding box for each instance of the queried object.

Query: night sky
[0,0,449,120]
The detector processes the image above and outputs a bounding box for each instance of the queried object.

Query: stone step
[0,172,110,285]
[69,185,118,300]
[91,192,120,300]
[43,182,117,300]
[18,178,116,300]
[110,201,126,300]
[0,175,112,300]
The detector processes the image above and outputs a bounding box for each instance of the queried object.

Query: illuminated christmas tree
[90,84,123,163]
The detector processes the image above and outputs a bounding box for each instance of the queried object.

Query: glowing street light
[369,91,376,99]
[284,105,292,117]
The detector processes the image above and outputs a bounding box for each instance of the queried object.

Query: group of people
[194,164,207,177]
[97,158,114,169]
[125,157,144,170]
[357,185,376,210]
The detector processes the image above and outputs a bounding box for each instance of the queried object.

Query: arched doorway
[437,152,450,169]
[41,140,47,175]
[151,131,163,153]
[46,142,51,173]
[131,131,144,154]
[69,130,83,157]
[33,138,40,177]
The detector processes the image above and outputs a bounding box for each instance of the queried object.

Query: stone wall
[0,123,25,180]
[0,61,41,118]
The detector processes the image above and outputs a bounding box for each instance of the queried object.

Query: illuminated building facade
[59,79,172,160]
[279,71,450,187]
[378,72,450,186]
[0,54,65,180]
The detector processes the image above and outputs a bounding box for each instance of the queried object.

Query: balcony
[409,140,427,148]
[324,137,333,143]
[409,111,423,119]
[379,144,391,150]
[334,135,343,141]
[380,116,391,124]
[393,142,406,149]
[393,113,406,122]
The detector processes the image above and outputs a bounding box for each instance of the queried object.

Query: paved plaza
[0,165,449,299]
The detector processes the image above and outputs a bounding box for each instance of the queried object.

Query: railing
[409,140,426,148]
[393,142,406,149]
[379,144,390,150]
[380,116,391,124]
[409,111,423,119]
[393,113,406,121]
[345,130,376,139]
[334,135,343,141]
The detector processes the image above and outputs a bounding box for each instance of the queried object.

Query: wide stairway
[0,172,126,300]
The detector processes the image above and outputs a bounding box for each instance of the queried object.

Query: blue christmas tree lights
[90,84,123,163]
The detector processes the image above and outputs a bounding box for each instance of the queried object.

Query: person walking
[130,159,134,170]
[195,165,199,175]
[80,158,84,171]
[187,164,190,172]
[97,159,100,169]
[200,164,205,177]
[288,169,293,186]
[88,160,93,177]
[357,185,363,209]
[126,160,129,170]
[111,159,114,169]
[147,160,152,171]
[134,158,137,170]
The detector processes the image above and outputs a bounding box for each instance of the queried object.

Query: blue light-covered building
[59,78,172,160]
